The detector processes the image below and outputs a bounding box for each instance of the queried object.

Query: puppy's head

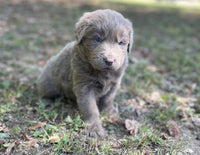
[75,9,133,71]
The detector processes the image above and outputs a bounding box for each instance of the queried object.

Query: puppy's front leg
[74,88,105,137]
[99,83,119,118]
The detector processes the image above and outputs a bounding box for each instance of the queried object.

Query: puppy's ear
[127,20,134,53]
[75,12,91,45]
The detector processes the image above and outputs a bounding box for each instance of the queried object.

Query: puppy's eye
[118,41,125,46]
[95,37,101,43]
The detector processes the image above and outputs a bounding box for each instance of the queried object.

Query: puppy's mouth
[90,60,120,71]
[102,65,119,72]
[104,66,115,71]
[92,65,116,72]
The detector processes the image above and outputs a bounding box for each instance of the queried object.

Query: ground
[0,0,200,154]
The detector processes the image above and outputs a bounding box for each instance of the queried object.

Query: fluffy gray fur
[37,9,134,137]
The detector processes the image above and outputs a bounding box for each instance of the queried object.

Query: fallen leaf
[5,142,16,155]
[37,60,46,66]
[136,97,146,106]
[24,138,39,148]
[146,65,157,72]
[28,121,47,130]
[49,135,61,143]
[149,91,163,102]
[125,119,139,136]
[144,151,150,155]
[21,131,39,147]
[166,120,181,138]
[176,97,197,104]
[160,133,168,140]
[0,123,9,132]
[21,131,29,140]
[5,141,21,155]
[108,117,124,124]
[126,98,138,106]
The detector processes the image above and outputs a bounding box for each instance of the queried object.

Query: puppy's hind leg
[37,66,60,102]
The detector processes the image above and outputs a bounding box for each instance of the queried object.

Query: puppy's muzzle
[103,57,114,67]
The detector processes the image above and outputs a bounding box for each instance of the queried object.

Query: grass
[0,0,200,154]
[107,0,200,14]
[147,104,181,130]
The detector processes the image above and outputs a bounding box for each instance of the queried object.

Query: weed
[147,104,181,130]
[53,115,85,154]
[35,100,57,120]
[65,115,86,131]
[100,144,112,154]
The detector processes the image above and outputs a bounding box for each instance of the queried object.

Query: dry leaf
[176,97,197,104]
[0,123,9,133]
[144,152,149,155]
[24,138,39,148]
[108,117,124,124]
[28,121,47,130]
[37,60,46,66]
[136,97,145,106]
[167,120,181,138]
[5,141,21,155]
[21,131,38,148]
[49,135,61,143]
[149,91,162,102]
[6,142,15,155]
[160,133,168,140]
[147,65,157,72]
[125,119,139,136]
[126,98,137,106]
[21,131,29,140]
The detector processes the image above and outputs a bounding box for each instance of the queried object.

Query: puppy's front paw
[86,121,106,137]
[104,106,118,119]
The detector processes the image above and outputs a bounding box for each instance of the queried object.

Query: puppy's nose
[104,58,113,67]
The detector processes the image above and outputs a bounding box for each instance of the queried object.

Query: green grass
[147,104,181,129]
[0,0,200,154]
[107,0,200,14]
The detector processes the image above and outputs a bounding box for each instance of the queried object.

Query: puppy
[37,9,133,137]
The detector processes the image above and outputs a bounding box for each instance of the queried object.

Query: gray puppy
[37,9,133,137]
